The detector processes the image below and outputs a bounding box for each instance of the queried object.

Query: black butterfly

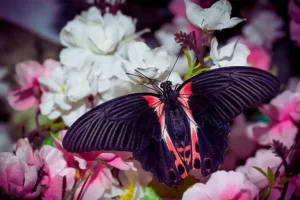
[62,67,280,187]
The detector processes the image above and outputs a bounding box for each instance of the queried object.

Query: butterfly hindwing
[62,93,162,152]
[178,91,230,176]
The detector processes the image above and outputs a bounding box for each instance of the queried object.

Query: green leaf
[262,187,271,200]
[279,177,291,185]
[253,166,268,179]
[141,187,160,200]
[183,49,192,69]
[267,167,275,186]
[42,132,59,146]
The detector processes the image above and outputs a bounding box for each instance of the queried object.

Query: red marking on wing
[143,95,164,136]
[165,134,188,179]
[179,82,192,96]
[176,145,191,164]
[177,86,201,169]
[144,95,188,179]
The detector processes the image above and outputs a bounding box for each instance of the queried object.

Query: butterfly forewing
[177,67,280,126]
[62,93,161,152]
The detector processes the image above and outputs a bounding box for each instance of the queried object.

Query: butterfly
[62,67,280,187]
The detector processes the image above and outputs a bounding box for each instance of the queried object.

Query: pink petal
[267,120,298,148]
[182,183,210,200]
[6,87,37,111]
[74,166,110,200]
[106,157,132,170]
[52,134,87,170]
[259,91,295,121]
[20,166,38,197]
[5,157,28,193]
[42,59,61,76]
[0,153,14,190]
[59,168,76,191]
[16,138,30,149]
[43,175,64,200]
[15,60,44,87]
[16,142,35,166]
[39,146,67,177]
[246,122,270,143]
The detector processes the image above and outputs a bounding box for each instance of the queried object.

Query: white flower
[210,37,250,69]
[60,7,136,55]
[154,17,194,76]
[155,17,187,55]
[242,10,284,48]
[0,68,8,96]
[38,65,87,127]
[114,42,171,84]
[185,0,244,31]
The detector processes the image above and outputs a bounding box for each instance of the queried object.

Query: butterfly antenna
[166,48,182,81]
[134,70,163,93]
[134,70,162,83]
[126,72,162,93]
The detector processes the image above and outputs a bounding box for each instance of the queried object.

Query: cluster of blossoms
[0,0,299,199]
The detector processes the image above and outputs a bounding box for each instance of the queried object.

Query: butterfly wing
[62,93,162,152]
[177,67,280,126]
[175,67,280,177]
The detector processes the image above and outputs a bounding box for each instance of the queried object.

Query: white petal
[60,48,92,69]
[185,0,205,29]
[48,110,61,120]
[39,77,61,93]
[62,101,87,127]
[209,37,220,65]
[218,41,237,59]
[40,98,55,116]
[54,94,72,111]
[127,42,149,67]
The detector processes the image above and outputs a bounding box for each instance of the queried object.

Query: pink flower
[51,131,134,199]
[182,171,258,200]
[259,90,300,122]
[39,145,75,200]
[290,20,300,47]
[229,37,271,71]
[236,149,283,189]
[247,88,300,147]
[6,59,60,111]
[0,138,42,199]
[289,0,300,23]
[247,120,297,148]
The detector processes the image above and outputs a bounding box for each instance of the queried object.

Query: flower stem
[63,158,101,200]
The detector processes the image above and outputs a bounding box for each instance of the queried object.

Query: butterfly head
[160,81,172,92]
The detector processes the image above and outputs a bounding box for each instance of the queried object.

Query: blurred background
[0,0,299,197]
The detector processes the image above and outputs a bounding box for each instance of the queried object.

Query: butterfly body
[62,67,280,187]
